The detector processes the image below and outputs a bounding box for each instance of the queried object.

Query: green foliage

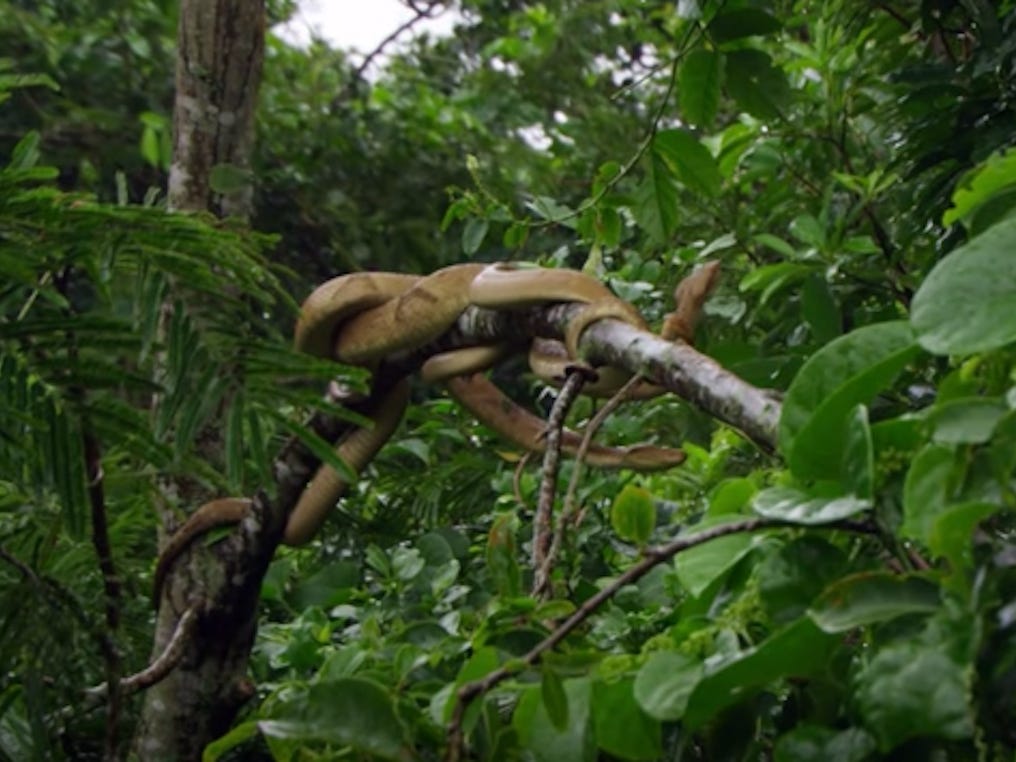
[5,0,1016,760]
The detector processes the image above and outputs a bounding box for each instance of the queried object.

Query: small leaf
[929,397,1007,444]
[911,217,1016,355]
[842,405,874,499]
[902,444,960,545]
[633,651,704,720]
[653,129,722,198]
[680,49,724,127]
[462,217,489,255]
[487,513,522,596]
[542,669,569,730]
[929,501,998,574]
[610,485,656,545]
[725,50,791,120]
[675,519,757,596]
[808,573,940,633]
[753,487,871,525]
[634,154,679,243]
[943,146,1016,227]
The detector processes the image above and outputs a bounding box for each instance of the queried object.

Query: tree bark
[134,2,267,758]
[167,0,264,218]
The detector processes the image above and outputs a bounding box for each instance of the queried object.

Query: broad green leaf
[679,49,724,127]
[929,501,999,574]
[610,485,655,545]
[738,262,816,306]
[260,678,409,759]
[725,49,791,121]
[753,487,871,525]
[911,216,1016,355]
[943,146,1016,227]
[653,129,722,198]
[707,477,756,516]
[752,232,798,258]
[842,405,874,499]
[808,573,940,633]
[774,726,877,762]
[592,678,662,760]
[902,444,960,545]
[633,651,704,720]
[461,217,489,255]
[675,518,758,596]
[801,275,842,344]
[634,153,679,243]
[855,641,974,750]
[929,397,1007,444]
[542,668,569,731]
[789,214,826,249]
[515,679,595,762]
[780,321,919,480]
[708,8,782,43]
[683,619,836,728]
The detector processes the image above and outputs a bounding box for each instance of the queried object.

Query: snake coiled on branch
[153,261,718,605]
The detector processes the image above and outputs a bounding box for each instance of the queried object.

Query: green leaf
[911,216,1016,355]
[290,561,360,609]
[808,573,940,633]
[780,321,919,480]
[928,397,1008,444]
[774,726,877,762]
[707,477,757,516]
[801,275,842,343]
[202,720,261,761]
[260,678,409,759]
[679,49,724,127]
[708,8,782,43]
[753,487,871,525]
[759,537,847,624]
[902,444,960,545]
[462,217,489,255]
[725,49,791,120]
[929,501,999,574]
[675,519,757,597]
[653,129,722,198]
[855,641,974,750]
[592,678,661,760]
[634,153,679,243]
[542,669,569,731]
[842,405,874,499]
[633,651,704,720]
[610,485,656,545]
[515,679,595,762]
[487,513,522,597]
[684,619,836,728]
[943,146,1016,227]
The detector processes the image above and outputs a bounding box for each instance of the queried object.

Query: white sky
[276,0,456,55]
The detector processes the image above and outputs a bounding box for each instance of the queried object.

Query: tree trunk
[134,2,267,758]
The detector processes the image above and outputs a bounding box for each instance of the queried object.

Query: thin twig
[444,517,877,760]
[532,370,586,598]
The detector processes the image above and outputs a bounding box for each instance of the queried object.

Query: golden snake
[154,263,705,605]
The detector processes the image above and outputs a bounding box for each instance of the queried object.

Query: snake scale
[153,262,718,605]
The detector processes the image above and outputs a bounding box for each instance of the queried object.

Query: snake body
[154,263,696,605]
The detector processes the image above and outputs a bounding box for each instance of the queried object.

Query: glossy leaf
[515,679,595,762]
[774,726,877,762]
[675,519,758,596]
[633,651,704,720]
[911,216,1016,355]
[902,444,960,545]
[929,397,1008,444]
[809,573,940,633]
[842,405,874,499]
[753,487,870,525]
[653,129,722,198]
[780,321,919,480]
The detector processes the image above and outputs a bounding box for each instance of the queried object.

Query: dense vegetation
[2,0,1016,759]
